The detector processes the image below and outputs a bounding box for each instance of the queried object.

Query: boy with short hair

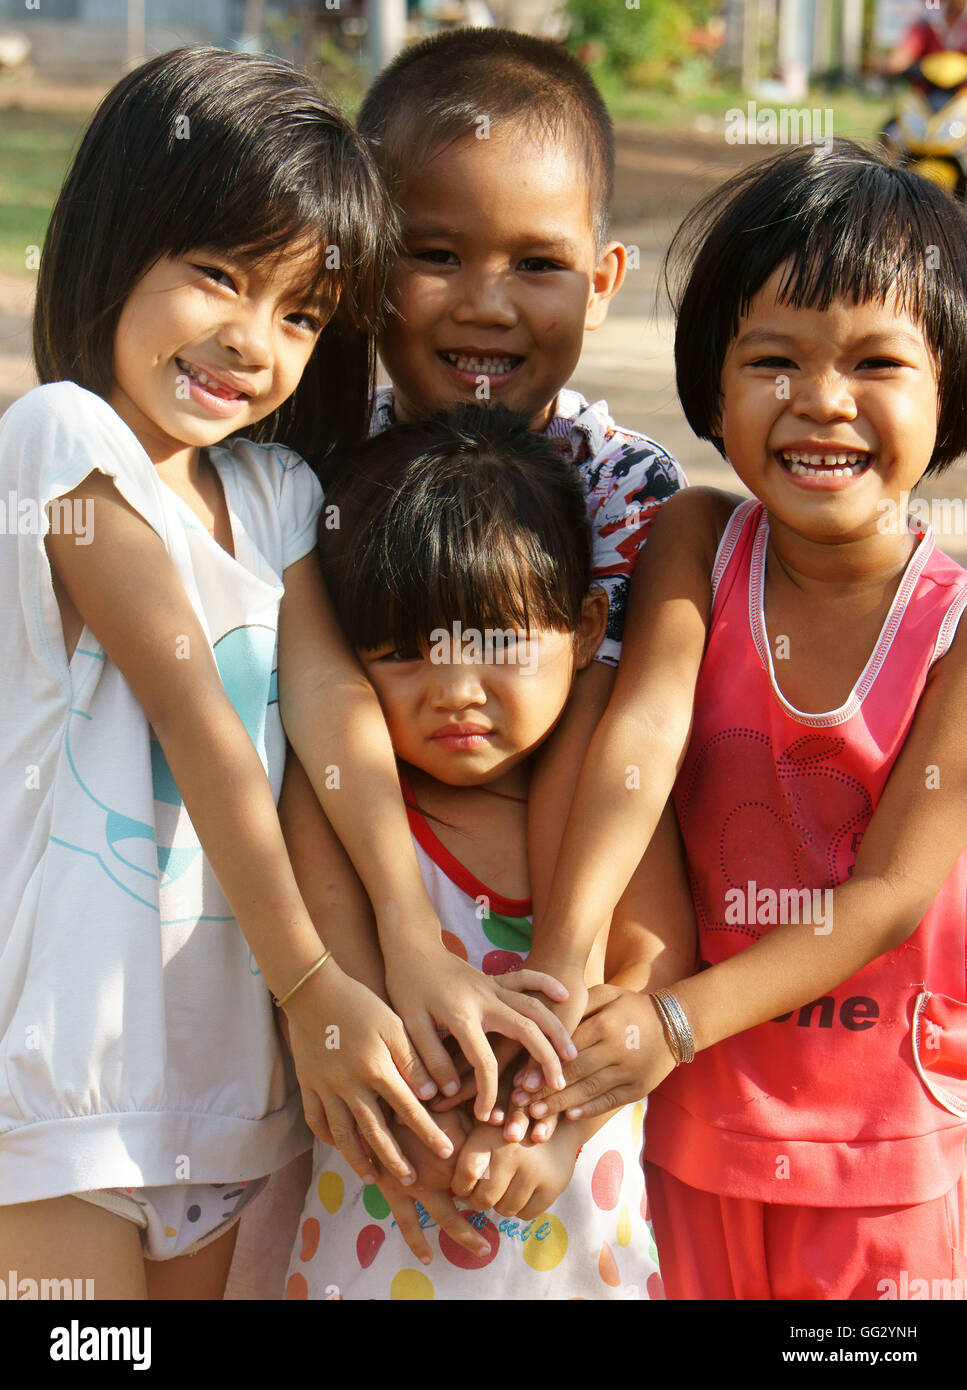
[356,30,688,1038]
[359,26,685,674]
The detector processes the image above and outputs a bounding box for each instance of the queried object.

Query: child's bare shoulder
[647,485,748,570]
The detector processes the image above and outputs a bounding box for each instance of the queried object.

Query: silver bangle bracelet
[650,988,695,1065]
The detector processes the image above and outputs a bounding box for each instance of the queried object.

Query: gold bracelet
[272,949,333,1008]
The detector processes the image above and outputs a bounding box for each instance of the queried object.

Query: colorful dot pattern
[285,1098,662,1300]
[282,851,663,1300]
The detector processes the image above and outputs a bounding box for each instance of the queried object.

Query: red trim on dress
[399,768,532,918]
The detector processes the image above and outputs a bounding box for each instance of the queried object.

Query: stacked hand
[384,943,577,1120]
[378,1102,586,1262]
[283,961,456,1186]
[517,984,677,1121]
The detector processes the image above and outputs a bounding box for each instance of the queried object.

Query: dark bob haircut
[666,140,967,473]
[33,46,398,467]
[357,27,614,252]
[318,404,593,655]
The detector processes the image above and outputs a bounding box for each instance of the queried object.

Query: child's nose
[217,306,273,369]
[792,372,857,422]
[428,660,488,709]
[451,266,518,328]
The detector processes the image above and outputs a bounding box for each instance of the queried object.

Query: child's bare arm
[278,752,387,998]
[523,659,615,1029]
[509,799,697,1108]
[603,800,698,993]
[529,488,728,997]
[526,658,616,921]
[45,473,457,1182]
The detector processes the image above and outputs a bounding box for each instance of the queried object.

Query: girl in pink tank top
[513,141,967,1298]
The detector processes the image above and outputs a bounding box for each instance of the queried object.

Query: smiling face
[379,129,624,431]
[109,245,331,466]
[718,266,940,546]
[360,593,606,788]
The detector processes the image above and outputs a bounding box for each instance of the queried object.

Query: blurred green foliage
[565,0,720,89]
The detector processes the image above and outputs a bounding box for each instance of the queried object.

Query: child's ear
[585,242,626,331]
[574,586,610,667]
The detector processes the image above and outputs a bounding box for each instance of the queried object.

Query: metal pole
[243,0,266,48]
[367,0,407,75]
[778,0,809,97]
[813,0,831,73]
[840,0,863,76]
[741,0,761,93]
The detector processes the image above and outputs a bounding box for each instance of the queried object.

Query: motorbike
[881,50,967,197]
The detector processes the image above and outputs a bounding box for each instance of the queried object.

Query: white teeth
[788,460,857,478]
[177,359,242,399]
[782,450,868,478]
[443,352,519,375]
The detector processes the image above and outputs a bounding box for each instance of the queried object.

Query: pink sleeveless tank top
[646,500,967,1205]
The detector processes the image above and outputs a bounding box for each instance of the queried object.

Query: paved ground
[3,112,966,552]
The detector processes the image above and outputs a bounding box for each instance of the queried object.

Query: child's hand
[521,984,676,1122]
[283,962,456,1185]
[376,1109,489,1265]
[383,944,576,1122]
[374,1164,493,1266]
[392,1105,472,1192]
[450,1119,584,1219]
[426,1035,550,1136]
[506,953,591,1101]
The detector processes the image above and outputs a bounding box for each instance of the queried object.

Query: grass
[0,107,87,274]
[592,64,894,143]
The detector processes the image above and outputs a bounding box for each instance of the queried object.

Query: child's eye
[285,310,322,334]
[411,248,459,267]
[379,646,424,663]
[748,356,796,369]
[857,357,903,370]
[517,257,562,273]
[193,264,236,290]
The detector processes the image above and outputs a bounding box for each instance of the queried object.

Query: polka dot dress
[284,805,663,1301]
[285,1101,662,1300]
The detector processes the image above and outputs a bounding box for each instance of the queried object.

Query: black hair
[319,404,592,654]
[666,140,967,473]
[33,46,398,467]
[357,27,614,252]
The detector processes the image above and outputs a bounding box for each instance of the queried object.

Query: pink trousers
[645,1162,967,1300]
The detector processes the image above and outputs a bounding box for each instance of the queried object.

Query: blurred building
[0,0,241,77]
[0,0,566,79]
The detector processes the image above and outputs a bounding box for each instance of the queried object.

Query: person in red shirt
[884,0,967,74]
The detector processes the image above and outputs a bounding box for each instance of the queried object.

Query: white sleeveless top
[0,383,321,1202]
